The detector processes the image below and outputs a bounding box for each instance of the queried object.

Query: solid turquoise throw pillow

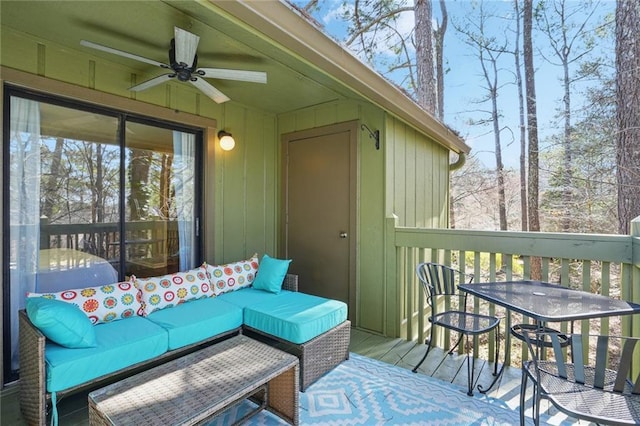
[26,297,97,348]
[252,254,292,294]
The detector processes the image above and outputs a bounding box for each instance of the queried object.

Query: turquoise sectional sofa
[19,255,350,426]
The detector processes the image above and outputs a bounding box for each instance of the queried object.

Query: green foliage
[459,251,524,276]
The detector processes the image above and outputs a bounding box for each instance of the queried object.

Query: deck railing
[386,215,640,369]
[36,219,179,264]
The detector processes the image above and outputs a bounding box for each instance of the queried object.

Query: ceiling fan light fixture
[218,130,235,151]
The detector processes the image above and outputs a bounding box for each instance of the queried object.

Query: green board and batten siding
[383,116,450,336]
[1,23,451,337]
[214,104,279,264]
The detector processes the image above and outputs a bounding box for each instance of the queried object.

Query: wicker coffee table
[88,335,299,425]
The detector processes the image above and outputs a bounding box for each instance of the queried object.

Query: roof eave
[209,0,470,154]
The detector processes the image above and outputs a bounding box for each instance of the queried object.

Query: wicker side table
[88,335,299,425]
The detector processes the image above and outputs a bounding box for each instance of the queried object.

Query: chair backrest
[416,262,473,298]
[524,331,640,394]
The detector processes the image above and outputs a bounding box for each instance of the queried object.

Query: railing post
[630,216,640,344]
[385,215,400,338]
[40,216,50,249]
[629,216,640,337]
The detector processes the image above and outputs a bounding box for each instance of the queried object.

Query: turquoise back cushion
[252,254,291,294]
[26,297,97,348]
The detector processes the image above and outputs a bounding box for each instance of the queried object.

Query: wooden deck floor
[350,327,524,402]
[1,327,584,425]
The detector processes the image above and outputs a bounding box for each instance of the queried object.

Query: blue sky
[292,0,615,168]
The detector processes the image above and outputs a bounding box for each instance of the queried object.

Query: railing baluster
[601,262,611,335]
[581,260,592,335]
[407,247,417,342]
[417,247,427,344]
[522,256,531,280]
[560,258,570,288]
[542,257,550,280]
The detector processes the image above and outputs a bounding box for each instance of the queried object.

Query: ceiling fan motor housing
[169,38,198,81]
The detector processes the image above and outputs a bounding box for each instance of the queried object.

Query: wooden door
[283,122,356,318]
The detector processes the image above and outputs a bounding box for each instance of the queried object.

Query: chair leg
[466,334,475,396]
[522,376,540,426]
[448,333,464,355]
[493,324,500,376]
[533,381,541,426]
[412,344,432,373]
[520,368,528,426]
[413,326,435,373]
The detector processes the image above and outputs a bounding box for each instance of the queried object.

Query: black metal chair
[520,331,640,426]
[412,262,501,396]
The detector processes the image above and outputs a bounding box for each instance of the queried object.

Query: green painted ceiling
[0,0,354,114]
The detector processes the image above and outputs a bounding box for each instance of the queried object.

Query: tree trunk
[449,190,456,229]
[524,0,541,278]
[616,0,640,234]
[95,144,104,224]
[160,154,173,219]
[514,0,528,231]
[561,58,573,232]
[128,150,152,221]
[434,0,448,121]
[491,91,508,231]
[415,0,436,113]
[94,144,104,255]
[42,137,64,220]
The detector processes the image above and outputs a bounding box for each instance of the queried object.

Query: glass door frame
[2,85,204,383]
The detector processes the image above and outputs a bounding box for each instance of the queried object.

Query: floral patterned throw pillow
[134,265,210,315]
[204,254,259,296]
[27,279,142,325]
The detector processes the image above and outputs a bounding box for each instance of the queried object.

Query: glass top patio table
[458,280,640,322]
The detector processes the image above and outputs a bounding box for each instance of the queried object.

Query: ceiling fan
[80,27,267,103]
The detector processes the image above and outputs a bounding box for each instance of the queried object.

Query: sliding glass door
[3,88,202,383]
[122,121,198,277]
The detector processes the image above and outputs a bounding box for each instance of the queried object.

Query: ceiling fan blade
[80,40,168,68]
[198,68,267,84]
[190,78,230,104]
[174,27,199,66]
[129,74,174,92]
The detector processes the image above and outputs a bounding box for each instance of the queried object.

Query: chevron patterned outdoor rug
[208,353,534,425]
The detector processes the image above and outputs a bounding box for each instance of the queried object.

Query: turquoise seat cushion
[219,287,294,309]
[244,292,348,344]
[146,297,243,350]
[45,316,168,392]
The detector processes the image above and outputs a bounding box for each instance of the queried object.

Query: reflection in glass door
[123,122,198,278]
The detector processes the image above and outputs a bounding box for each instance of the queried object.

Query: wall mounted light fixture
[361,124,380,150]
[218,130,235,151]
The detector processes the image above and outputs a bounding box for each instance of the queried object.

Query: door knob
[339,232,348,238]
